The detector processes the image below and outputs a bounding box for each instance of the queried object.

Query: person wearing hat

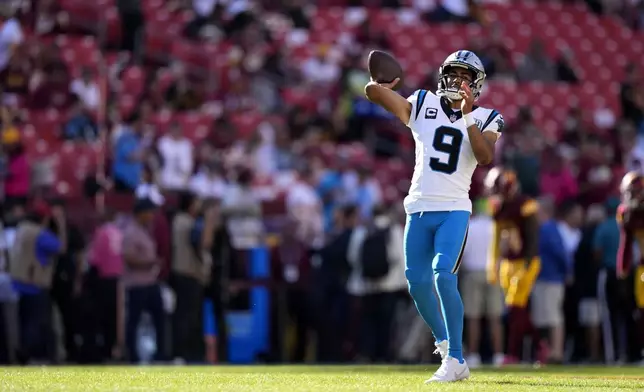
[9,200,63,363]
[120,198,165,363]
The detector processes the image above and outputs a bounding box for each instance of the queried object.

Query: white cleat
[425,356,470,383]
[433,340,448,359]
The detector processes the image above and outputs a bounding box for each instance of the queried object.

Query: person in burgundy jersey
[485,167,542,365]
[616,171,644,363]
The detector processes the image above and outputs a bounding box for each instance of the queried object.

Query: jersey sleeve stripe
[481,109,499,132]
[415,89,428,121]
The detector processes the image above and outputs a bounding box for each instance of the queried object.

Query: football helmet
[620,171,644,203]
[484,167,518,197]
[437,50,486,101]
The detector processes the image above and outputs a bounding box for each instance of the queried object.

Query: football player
[365,51,503,382]
[485,167,541,365]
[616,171,644,362]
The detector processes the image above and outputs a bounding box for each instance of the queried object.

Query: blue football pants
[404,210,470,362]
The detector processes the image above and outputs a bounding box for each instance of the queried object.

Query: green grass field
[1,365,643,391]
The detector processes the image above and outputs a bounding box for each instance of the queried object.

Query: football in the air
[368,50,403,90]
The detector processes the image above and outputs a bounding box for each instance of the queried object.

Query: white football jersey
[404,89,503,214]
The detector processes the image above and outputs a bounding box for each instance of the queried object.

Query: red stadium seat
[176,112,214,141]
[57,36,100,74]
[121,66,146,98]
[55,143,102,197]
[27,110,64,142]
[229,112,265,139]
[149,110,174,134]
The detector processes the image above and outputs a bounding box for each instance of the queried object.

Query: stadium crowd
[0,0,643,367]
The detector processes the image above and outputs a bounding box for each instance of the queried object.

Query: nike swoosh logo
[455,368,468,379]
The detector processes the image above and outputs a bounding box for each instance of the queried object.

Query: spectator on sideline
[594,196,627,364]
[534,199,583,363]
[460,199,505,368]
[9,201,62,363]
[317,205,358,362]
[222,168,263,250]
[201,199,233,363]
[121,199,165,363]
[0,205,20,364]
[574,203,607,363]
[87,209,124,361]
[48,198,84,363]
[346,205,406,362]
[171,192,209,362]
[286,165,324,249]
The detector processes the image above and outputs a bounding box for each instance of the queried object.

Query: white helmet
[437,50,486,101]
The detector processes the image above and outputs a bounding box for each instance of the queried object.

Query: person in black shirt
[571,201,611,363]
[48,198,85,363]
[194,199,233,363]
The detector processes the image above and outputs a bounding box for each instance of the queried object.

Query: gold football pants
[499,258,541,308]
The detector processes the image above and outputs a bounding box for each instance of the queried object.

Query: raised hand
[459,81,475,114]
[368,77,401,91]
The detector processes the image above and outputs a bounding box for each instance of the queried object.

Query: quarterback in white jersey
[405,84,503,214]
[365,50,502,383]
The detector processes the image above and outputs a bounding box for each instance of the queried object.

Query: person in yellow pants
[616,171,644,363]
[485,167,541,365]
